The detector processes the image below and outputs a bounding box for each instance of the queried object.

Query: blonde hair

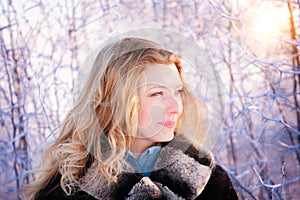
[23,37,206,199]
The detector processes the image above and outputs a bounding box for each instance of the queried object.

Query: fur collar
[79,146,212,200]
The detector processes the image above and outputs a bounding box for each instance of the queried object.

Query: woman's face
[137,63,183,145]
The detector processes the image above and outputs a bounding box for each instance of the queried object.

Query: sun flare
[245,2,290,38]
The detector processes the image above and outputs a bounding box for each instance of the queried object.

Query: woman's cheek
[138,101,165,128]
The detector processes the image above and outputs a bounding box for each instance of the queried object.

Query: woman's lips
[161,121,176,128]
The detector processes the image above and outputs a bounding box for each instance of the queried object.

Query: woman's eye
[150,91,164,97]
[175,89,183,95]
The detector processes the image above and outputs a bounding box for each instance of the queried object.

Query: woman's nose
[165,94,182,115]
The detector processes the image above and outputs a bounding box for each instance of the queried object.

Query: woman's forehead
[142,63,182,88]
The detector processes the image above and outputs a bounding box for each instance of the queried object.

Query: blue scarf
[125,145,161,177]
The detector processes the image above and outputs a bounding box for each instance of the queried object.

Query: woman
[24,37,238,199]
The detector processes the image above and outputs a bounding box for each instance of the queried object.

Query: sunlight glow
[241,1,292,58]
[252,12,282,36]
[246,2,290,38]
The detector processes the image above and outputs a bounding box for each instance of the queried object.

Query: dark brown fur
[36,140,238,200]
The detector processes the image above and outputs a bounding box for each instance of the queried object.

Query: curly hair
[23,37,207,199]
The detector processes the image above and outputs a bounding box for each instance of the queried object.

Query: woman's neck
[130,138,157,159]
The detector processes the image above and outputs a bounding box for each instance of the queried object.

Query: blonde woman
[24,38,238,199]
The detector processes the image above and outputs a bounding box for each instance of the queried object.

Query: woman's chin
[156,131,175,142]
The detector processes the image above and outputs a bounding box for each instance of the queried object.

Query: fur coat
[36,141,238,200]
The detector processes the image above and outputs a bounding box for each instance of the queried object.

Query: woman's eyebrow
[175,83,183,88]
[148,84,166,89]
[147,83,183,90]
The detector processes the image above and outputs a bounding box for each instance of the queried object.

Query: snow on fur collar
[79,146,212,200]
